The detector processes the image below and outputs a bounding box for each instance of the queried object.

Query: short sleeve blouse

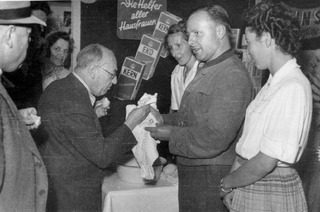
[235,59,312,166]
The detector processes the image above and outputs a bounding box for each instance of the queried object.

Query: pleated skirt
[230,167,307,212]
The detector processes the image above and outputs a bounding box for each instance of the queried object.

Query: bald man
[37,44,150,212]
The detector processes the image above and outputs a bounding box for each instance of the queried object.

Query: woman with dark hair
[42,30,73,90]
[164,21,199,113]
[220,1,312,211]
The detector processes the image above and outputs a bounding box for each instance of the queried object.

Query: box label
[113,57,145,100]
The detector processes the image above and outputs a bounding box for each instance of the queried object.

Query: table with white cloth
[102,172,179,212]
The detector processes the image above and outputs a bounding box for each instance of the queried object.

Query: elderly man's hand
[144,125,172,141]
[125,105,151,130]
[94,97,110,118]
[95,105,108,118]
[19,107,41,130]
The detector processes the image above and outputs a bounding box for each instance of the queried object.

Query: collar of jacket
[200,48,234,71]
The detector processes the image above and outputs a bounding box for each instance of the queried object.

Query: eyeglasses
[96,65,116,79]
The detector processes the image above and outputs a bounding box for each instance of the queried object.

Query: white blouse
[170,60,199,110]
[236,59,312,166]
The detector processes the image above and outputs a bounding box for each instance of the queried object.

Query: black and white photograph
[0,0,319,211]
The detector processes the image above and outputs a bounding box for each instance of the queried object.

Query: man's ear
[4,25,15,48]
[216,25,227,40]
[88,65,97,79]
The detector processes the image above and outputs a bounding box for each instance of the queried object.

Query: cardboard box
[152,11,182,58]
[113,57,145,100]
[134,34,162,80]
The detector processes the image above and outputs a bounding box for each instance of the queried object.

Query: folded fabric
[126,93,160,180]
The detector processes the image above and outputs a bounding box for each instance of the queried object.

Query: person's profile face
[5,26,32,72]
[245,27,269,70]
[187,11,219,62]
[167,32,193,66]
[93,61,117,97]
[50,38,69,67]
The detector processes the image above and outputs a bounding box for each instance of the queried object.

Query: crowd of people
[0,0,317,212]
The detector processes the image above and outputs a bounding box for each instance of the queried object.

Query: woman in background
[165,21,199,113]
[220,1,312,211]
[42,31,73,90]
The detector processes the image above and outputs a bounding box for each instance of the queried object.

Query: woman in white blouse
[220,2,312,212]
[165,21,199,113]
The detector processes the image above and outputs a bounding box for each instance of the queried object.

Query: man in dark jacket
[0,1,48,212]
[37,44,150,212]
[145,5,254,212]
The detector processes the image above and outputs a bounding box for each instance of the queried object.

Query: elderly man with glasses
[37,44,151,212]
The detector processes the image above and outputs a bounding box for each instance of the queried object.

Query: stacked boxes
[134,34,163,80]
[113,57,146,100]
[152,11,182,58]
[114,11,182,100]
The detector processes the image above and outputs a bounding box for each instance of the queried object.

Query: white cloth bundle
[126,93,160,180]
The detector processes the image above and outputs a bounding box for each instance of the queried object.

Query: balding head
[74,44,115,71]
[74,44,118,97]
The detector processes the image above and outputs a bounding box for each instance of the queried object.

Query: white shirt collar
[72,72,96,106]
[268,58,299,87]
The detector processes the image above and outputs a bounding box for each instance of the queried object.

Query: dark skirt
[177,164,230,212]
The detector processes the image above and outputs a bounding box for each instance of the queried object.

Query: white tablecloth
[102,173,178,212]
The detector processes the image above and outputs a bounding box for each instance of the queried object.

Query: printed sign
[117,0,167,40]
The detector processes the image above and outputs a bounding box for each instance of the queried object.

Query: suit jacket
[0,82,48,212]
[37,73,136,212]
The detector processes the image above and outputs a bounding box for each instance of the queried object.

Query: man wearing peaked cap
[0,1,48,212]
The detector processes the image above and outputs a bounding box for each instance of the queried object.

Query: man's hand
[94,97,110,118]
[94,105,108,117]
[125,105,151,130]
[150,107,164,125]
[19,107,41,130]
[144,125,172,141]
